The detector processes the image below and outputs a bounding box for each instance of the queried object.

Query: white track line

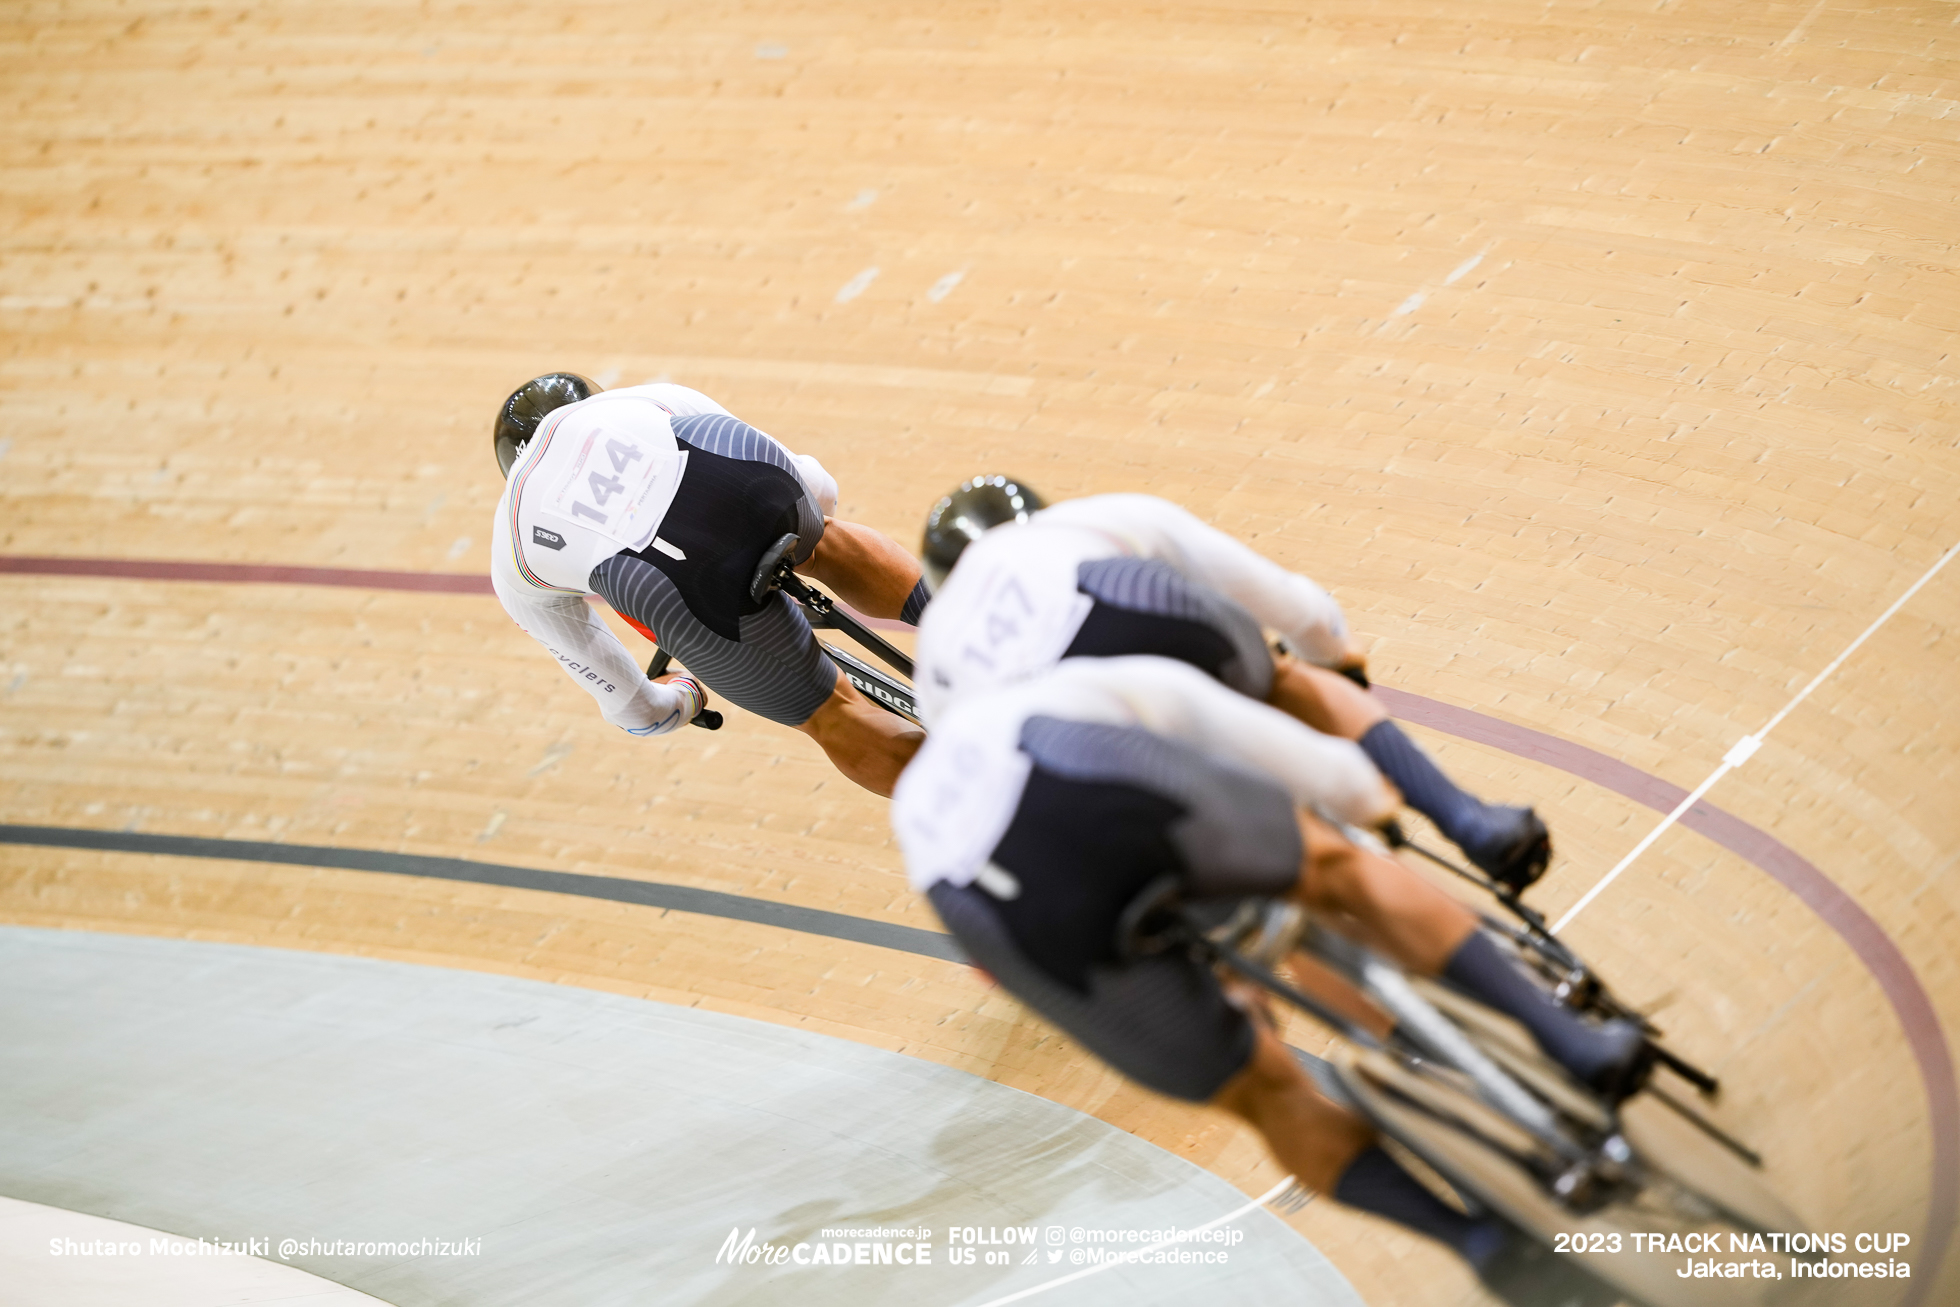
[960,1177,1297,1307]
[1553,536,1960,935]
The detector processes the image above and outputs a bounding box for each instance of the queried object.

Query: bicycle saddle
[1113,875,1188,962]
[748,532,802,605]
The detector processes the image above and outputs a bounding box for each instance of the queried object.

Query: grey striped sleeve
[1017,715,1302,900]
[669,413,800,472]
[1075,556,1274,699]
[669,413,826,561]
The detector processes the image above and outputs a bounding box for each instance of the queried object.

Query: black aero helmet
[922,475,1045,589]
[493,372,597,476]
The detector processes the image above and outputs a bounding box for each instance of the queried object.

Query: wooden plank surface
[3,2,1956,1303]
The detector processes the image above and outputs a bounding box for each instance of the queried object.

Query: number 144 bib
[513,395,688,592]
[538,412,684,549]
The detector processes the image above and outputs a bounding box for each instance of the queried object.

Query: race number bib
[948,571,1093,684]
[892,723,1032,891]
[537,420,682,550]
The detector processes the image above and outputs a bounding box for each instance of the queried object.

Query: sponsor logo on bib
[532,525,567,550]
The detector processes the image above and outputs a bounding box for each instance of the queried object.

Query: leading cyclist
[489,373,926,794]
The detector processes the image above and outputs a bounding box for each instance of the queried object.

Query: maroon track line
[0,555,494,595]
[0,555,918,628]
[1380,687,1957,1298]
[8,553,1955,1292]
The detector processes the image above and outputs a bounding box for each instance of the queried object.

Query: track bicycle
[1140,855,1816,1307]
[649,543,1817,1307]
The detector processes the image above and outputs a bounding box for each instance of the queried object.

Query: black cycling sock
[1359,720,1488,849]
[1333,1147,1506,1266]
[899,577,931,626]
[1444,931,1625,1083]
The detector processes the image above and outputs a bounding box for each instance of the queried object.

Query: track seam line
[1553,536,1960,935]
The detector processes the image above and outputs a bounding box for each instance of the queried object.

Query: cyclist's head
[921,474,1045,590]
[493,372,598,477]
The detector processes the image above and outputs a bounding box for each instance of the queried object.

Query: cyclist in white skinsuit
[913,481,1552,891]
[490,374,926,795]
[893,655,1631,1307]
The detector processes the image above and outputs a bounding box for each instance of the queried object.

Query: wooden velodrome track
[3,1,1956,1303]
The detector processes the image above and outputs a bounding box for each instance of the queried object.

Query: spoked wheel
[1199,900,1815,1303]
[1615,1091,1807,1242]
[1330,1004,1824,1307]
[1415,979,1804,1236]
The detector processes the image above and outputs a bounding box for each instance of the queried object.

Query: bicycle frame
[1177,907,1584,1163]
[823,643,920,724]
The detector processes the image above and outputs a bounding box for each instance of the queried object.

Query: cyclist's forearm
[797,519,924,620]
[493,576,691,734]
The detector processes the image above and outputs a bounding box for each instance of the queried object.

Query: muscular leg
[1291,810,1478,975]
[1290,811,1646,1094]
[796,519,926,621]
[1211,1022,1374,1193]
[1268,655,1550,892]
[1266,656,1388,738]
[1212,1018,1506,1272]
[792,672,925,797]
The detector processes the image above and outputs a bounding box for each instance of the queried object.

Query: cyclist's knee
[1295,815,1368,913]
[1269,658,1387,739]
[791,674,856,736]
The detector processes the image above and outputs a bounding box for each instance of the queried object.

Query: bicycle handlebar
[645,649,722,730]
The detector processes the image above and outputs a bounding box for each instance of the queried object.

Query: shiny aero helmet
[492,372,597,477]
[921,475,1045,590]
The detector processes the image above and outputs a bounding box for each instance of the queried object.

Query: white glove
[623,675,706,734]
